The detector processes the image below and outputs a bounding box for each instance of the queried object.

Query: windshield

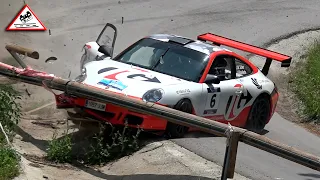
[113,38,209,82]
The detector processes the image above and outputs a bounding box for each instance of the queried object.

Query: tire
[245,95,270,133]
[166,99,192,138]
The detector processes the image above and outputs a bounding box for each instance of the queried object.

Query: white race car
[58,23,291,138]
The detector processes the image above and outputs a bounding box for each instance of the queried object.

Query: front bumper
[55,93,168,131]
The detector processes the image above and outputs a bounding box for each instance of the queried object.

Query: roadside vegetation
[0,84,22,180]
[290,40,320,123]
[47,130,73,163]
[47,122,141,166]
[84,124,141,165]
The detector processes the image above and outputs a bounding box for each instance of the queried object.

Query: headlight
[142,88,164,102]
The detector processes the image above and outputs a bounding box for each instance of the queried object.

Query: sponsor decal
[98,78,127,91]
[176,89,190,95]
[205,85,221,110]
[97,67,161,83]
[236,65,245,70]
[127,74,161,83]
[258,79,270,83]
[6,4,46,31]
[225,89,252,120]
[251,78,262,89]
[236,65,248,75]
[234,84,242,88]
[98,67,118,74]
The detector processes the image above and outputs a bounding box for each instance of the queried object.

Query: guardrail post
[221,124,240,180]
[5,45,40,69]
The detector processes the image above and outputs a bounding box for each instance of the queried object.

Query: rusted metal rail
[5,44,39,69]
[6,45,39,59]
[0,45,319,179]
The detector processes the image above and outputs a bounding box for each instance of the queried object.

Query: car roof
[147,34,232,55]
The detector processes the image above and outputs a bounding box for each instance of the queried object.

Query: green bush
[0,147,20,180]
[46,122,141,165]
[0,85,21,139]
[291,40,320,122]
[47,131,73,163]
[0,84,22,179]
[85,124,141,165]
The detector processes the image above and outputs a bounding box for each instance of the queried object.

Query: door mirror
[204,75,220,84]
[96,23,118,58]
[98,45,111,57]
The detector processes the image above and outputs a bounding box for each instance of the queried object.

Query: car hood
[82,59,191,97]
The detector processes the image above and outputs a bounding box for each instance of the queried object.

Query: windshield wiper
[152,48,170,69]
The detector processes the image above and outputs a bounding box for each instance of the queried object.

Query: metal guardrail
[0,44,319,180]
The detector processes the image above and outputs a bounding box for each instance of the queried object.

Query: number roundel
[210,94,216,108]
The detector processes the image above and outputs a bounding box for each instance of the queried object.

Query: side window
[208,55,234,81]
[234,58,253,78]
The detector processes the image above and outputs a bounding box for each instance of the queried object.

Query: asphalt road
[1,0,320,179]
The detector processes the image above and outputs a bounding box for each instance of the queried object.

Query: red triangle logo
[6,4,46,31]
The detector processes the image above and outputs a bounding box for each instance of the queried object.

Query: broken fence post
[221,123,240,180]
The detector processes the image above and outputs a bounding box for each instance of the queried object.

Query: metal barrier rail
[0,45,319,180]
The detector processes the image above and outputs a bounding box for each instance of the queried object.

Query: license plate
[84,99,106,111]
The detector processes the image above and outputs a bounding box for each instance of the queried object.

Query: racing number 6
[210,94,217,108]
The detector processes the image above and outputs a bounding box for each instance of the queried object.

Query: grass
[0,84,22,180]
[290,40,320,122]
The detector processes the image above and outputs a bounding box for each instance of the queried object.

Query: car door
[201,55,246,121]
[80,23,118,72]
[96,23,118,58]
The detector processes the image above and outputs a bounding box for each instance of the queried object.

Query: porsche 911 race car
[58,23,291,138]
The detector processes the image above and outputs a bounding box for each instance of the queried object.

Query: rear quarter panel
[240,70,275,105]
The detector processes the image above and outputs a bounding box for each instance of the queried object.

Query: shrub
[0,84,21,179]
[85,123,141,165]
[0,85,21,140]
[46,122,141,165]
[0,147,20,180]
[47,131,73,163]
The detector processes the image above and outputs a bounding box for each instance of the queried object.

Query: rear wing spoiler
[197,33,292,75]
